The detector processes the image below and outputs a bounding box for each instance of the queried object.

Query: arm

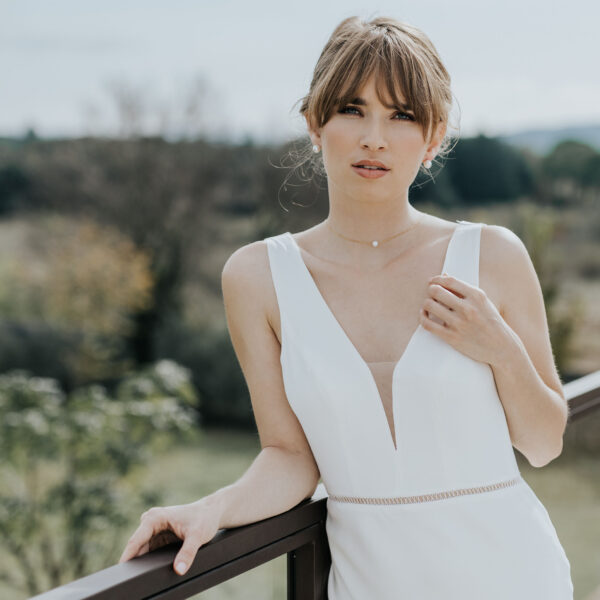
[208,240,321,526]
[482,225,569,467]
[119,241,321,575]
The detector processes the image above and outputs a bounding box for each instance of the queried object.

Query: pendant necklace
[326,214,425,248]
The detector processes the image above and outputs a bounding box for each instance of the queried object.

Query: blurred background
[1,1,599,598]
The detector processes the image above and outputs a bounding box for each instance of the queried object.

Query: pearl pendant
[372,240,379,247]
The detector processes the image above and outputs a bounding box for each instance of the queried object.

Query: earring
[312,144,320,153]
[423,159,432,169]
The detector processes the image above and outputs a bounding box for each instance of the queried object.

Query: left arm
[482,225,569,467]
[422,224,569,468]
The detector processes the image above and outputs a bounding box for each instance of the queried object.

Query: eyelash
[338,105,415,121]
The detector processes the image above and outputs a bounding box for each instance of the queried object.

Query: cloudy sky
[2,0,599,143]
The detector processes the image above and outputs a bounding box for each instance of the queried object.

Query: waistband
[328,475,523,505]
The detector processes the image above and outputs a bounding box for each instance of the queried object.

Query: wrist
[489,320,525,372]
[195,485,234,529]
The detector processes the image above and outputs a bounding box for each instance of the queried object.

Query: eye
[338,106,361,115]
[338,105,415,121]
[394,111,415,121]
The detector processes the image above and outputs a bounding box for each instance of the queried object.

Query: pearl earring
[423,159,432,169]
[312,144,320,153]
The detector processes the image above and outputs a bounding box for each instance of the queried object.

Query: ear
[304,114,322,147]
[425,120,447,161]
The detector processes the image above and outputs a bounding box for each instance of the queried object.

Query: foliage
[155,319,252,428]
[540,140,600,202]
[508,203,585,375]
[0,164,30,215]
[541,140,597,183]
[0,214,154,386]
[0,360,198,596]
[446,134,535,203]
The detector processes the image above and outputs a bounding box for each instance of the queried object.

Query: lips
[351,165,390,179]
[352,159,390,170]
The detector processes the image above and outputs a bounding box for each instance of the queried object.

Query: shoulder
[478,222,538,317]
[479,221,565,401]
[221,236,281,337]
[222,238,274,298]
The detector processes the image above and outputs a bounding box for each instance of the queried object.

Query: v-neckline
[285,221,466,453]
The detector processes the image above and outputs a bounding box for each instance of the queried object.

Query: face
[307,73,446,202]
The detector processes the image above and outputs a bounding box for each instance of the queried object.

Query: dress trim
[328,476,523,505]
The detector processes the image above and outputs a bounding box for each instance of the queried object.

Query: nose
[360,117,387,151]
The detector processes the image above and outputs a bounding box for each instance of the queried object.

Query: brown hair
[284,15,459,185]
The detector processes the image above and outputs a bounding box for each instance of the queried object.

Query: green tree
[582,152,600,189]
[447,134,534,204]
[541,140,598,202]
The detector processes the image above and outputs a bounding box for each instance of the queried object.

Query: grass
[516,447,600,600]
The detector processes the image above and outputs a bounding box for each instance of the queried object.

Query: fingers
[119,522,154,563]
[119,508,168,563]
[148,530,180,552]
[134,542,150,558]
[119,506,211,577]
[173,530,204,575]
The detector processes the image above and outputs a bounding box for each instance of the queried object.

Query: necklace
[326,214,425,248]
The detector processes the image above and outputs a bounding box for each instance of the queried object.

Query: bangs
[297,15,456,167]
[311,33,438,143]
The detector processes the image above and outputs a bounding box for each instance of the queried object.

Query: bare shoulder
[221,237,322,473]
[221,237,281,341]
[222,239,270,292]
[478,223,531,317]
[479,222,566,404]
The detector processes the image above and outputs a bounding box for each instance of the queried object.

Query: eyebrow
[344,96,413,112]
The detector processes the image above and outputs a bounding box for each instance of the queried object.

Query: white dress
[265,220,574,599]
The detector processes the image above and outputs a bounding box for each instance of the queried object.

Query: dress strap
[445,220,484,288]
[264,232,302,331]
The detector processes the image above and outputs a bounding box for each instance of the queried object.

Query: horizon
[3,0,599,144]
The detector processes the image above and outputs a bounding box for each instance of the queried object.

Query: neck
[325,194,423,243]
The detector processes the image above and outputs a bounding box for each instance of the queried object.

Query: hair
[281,15,460,192]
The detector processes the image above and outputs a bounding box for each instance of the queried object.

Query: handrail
[564,369,600,420]
[30,485,330,600]
[29,369,599,600]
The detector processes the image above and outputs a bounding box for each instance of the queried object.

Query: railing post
[287,519,331,600]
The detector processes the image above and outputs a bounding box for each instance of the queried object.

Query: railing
[31,369,600,600]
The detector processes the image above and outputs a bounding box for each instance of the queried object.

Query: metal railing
[31,369,600,600]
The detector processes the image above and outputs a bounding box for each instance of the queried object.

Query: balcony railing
[31,369,600,600]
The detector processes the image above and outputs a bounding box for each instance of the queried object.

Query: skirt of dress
[325,479,573,600]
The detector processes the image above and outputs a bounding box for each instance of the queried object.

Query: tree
[541,140,598,202]
[0,214,154,388]
[446,134,534,204]
[0,164,31,215]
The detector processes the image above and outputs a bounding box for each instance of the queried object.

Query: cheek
[324,120,353,148]
[321,121,353,173]
[391,128,426,152]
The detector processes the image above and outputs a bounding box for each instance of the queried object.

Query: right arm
[119,240,321,573]
[203,239,321,526]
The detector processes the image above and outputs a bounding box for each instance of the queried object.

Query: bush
[155,320,254,429]
[0,360,197,596]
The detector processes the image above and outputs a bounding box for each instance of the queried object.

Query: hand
[119,499,222,576]
[419,272,510,366]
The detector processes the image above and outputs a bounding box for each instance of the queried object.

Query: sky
[2,0,600,144]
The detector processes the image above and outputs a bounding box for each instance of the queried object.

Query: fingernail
[175,561,187,575]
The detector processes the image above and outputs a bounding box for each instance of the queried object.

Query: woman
[120,15,574,598]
